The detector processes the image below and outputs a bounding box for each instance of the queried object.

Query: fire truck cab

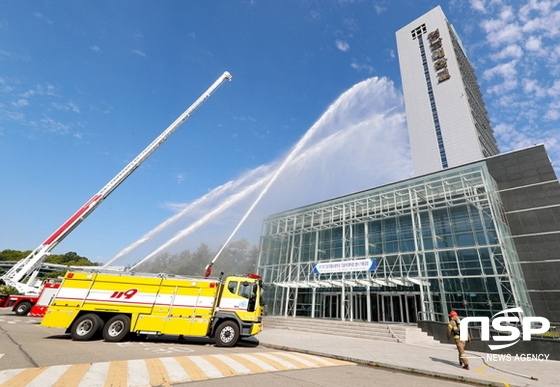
[41,270,264,347]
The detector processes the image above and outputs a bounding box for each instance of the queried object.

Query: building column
[366,285,371,322]
[341,285,345,321]
[311,288,316,318]
[293,287,298,317]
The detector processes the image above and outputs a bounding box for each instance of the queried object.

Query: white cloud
[350,62,374,73]
[520,4,560,37]
[12,99,29,108]
[131,49,147,57]
[90,45,101,52]
[20,84,57,98]
[41,117,70,134]
[544,109,560,121]
[474,1,560,176]
[470,0,487,13]
[520,0,558,19]
[5,110,25,122]
[483,60,518,80]
[33,12,53,24]
[525,35,542,51]
[52,102,80,113]
[488,22,523,47]
[499,5,516,23]
[523,78,547,98]
[373,5,386,14]
[176,173,186,184]
[233,116,256,122]
[487,78,518,95]
[547,80,560,97]
[343,18,358,30]
[484,59,519,95]
[335,40,350,52]
[490,44,523,60]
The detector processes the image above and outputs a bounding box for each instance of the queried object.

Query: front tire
[102,314,130,342]
[14,301,32,316]
[214,321,239,347]
[71,313,102,341]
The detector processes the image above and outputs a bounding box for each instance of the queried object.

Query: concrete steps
[263,316,445,346]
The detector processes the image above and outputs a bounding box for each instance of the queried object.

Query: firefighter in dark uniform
[446,310,471,370]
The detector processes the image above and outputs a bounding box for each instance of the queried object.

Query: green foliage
[0,249,96,266]
[41,270,70,280]
[0,285,20,295]
[136,238,260,278]
[0,250,97,281]
[45,252,96,266]
[0,250,31,261]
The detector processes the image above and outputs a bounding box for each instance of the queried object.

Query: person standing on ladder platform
[446,310,471,370]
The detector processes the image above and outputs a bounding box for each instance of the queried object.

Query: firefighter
[446,310,471,370]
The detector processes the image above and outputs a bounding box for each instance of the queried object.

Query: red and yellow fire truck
[41,269,264,347]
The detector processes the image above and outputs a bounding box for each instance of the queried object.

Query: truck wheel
[103,314,130,342]
[71,313,102,341]
[214,321,239,347]
[14,301,32,316]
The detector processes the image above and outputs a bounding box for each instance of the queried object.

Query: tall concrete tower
[396,6,499,176]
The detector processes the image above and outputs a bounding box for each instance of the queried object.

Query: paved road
[0,310,469,386]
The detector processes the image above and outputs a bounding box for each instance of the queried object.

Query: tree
[133,239,260,278]
[136,253,171,273]
[213,238,259,276]
[0,250,97,280]
[0,250,31,261]
[46,252,96,266]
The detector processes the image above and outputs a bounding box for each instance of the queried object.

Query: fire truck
[0,72,232,316]
[41,269,263,347]
[0,281,60,316]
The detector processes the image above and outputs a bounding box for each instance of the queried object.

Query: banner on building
[313,259,376,274]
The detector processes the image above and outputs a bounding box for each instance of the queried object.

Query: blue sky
[1,1,559,266]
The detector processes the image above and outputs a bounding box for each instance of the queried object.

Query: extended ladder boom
[1,72,232,294]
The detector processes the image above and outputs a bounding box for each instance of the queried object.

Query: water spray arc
[129,86,344,274]
[200,79,402,276]
[203,111,335,276]
[103,165,271,268]
[121,77,410,275]
[128,168,272,270]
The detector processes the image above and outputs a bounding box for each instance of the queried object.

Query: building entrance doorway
[377,293,420,323]
[322,292,369,321]
[319,291,420,323]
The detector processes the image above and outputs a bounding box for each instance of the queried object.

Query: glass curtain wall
[257,163,534,322]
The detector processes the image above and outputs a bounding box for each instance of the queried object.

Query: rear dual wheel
[102,314,131,342]
[71,313,103,341]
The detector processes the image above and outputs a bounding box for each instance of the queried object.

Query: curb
[259,342,525,387]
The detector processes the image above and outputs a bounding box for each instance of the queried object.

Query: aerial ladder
[0,72,232,296]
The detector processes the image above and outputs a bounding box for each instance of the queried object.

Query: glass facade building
[258,159,535,323]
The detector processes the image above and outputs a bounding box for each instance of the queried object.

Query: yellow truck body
[41,270,263,346]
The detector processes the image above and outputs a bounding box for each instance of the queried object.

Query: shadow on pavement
[43,333,260,348]
[429,356,459,367]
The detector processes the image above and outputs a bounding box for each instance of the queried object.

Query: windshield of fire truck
[228,280,263,305]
